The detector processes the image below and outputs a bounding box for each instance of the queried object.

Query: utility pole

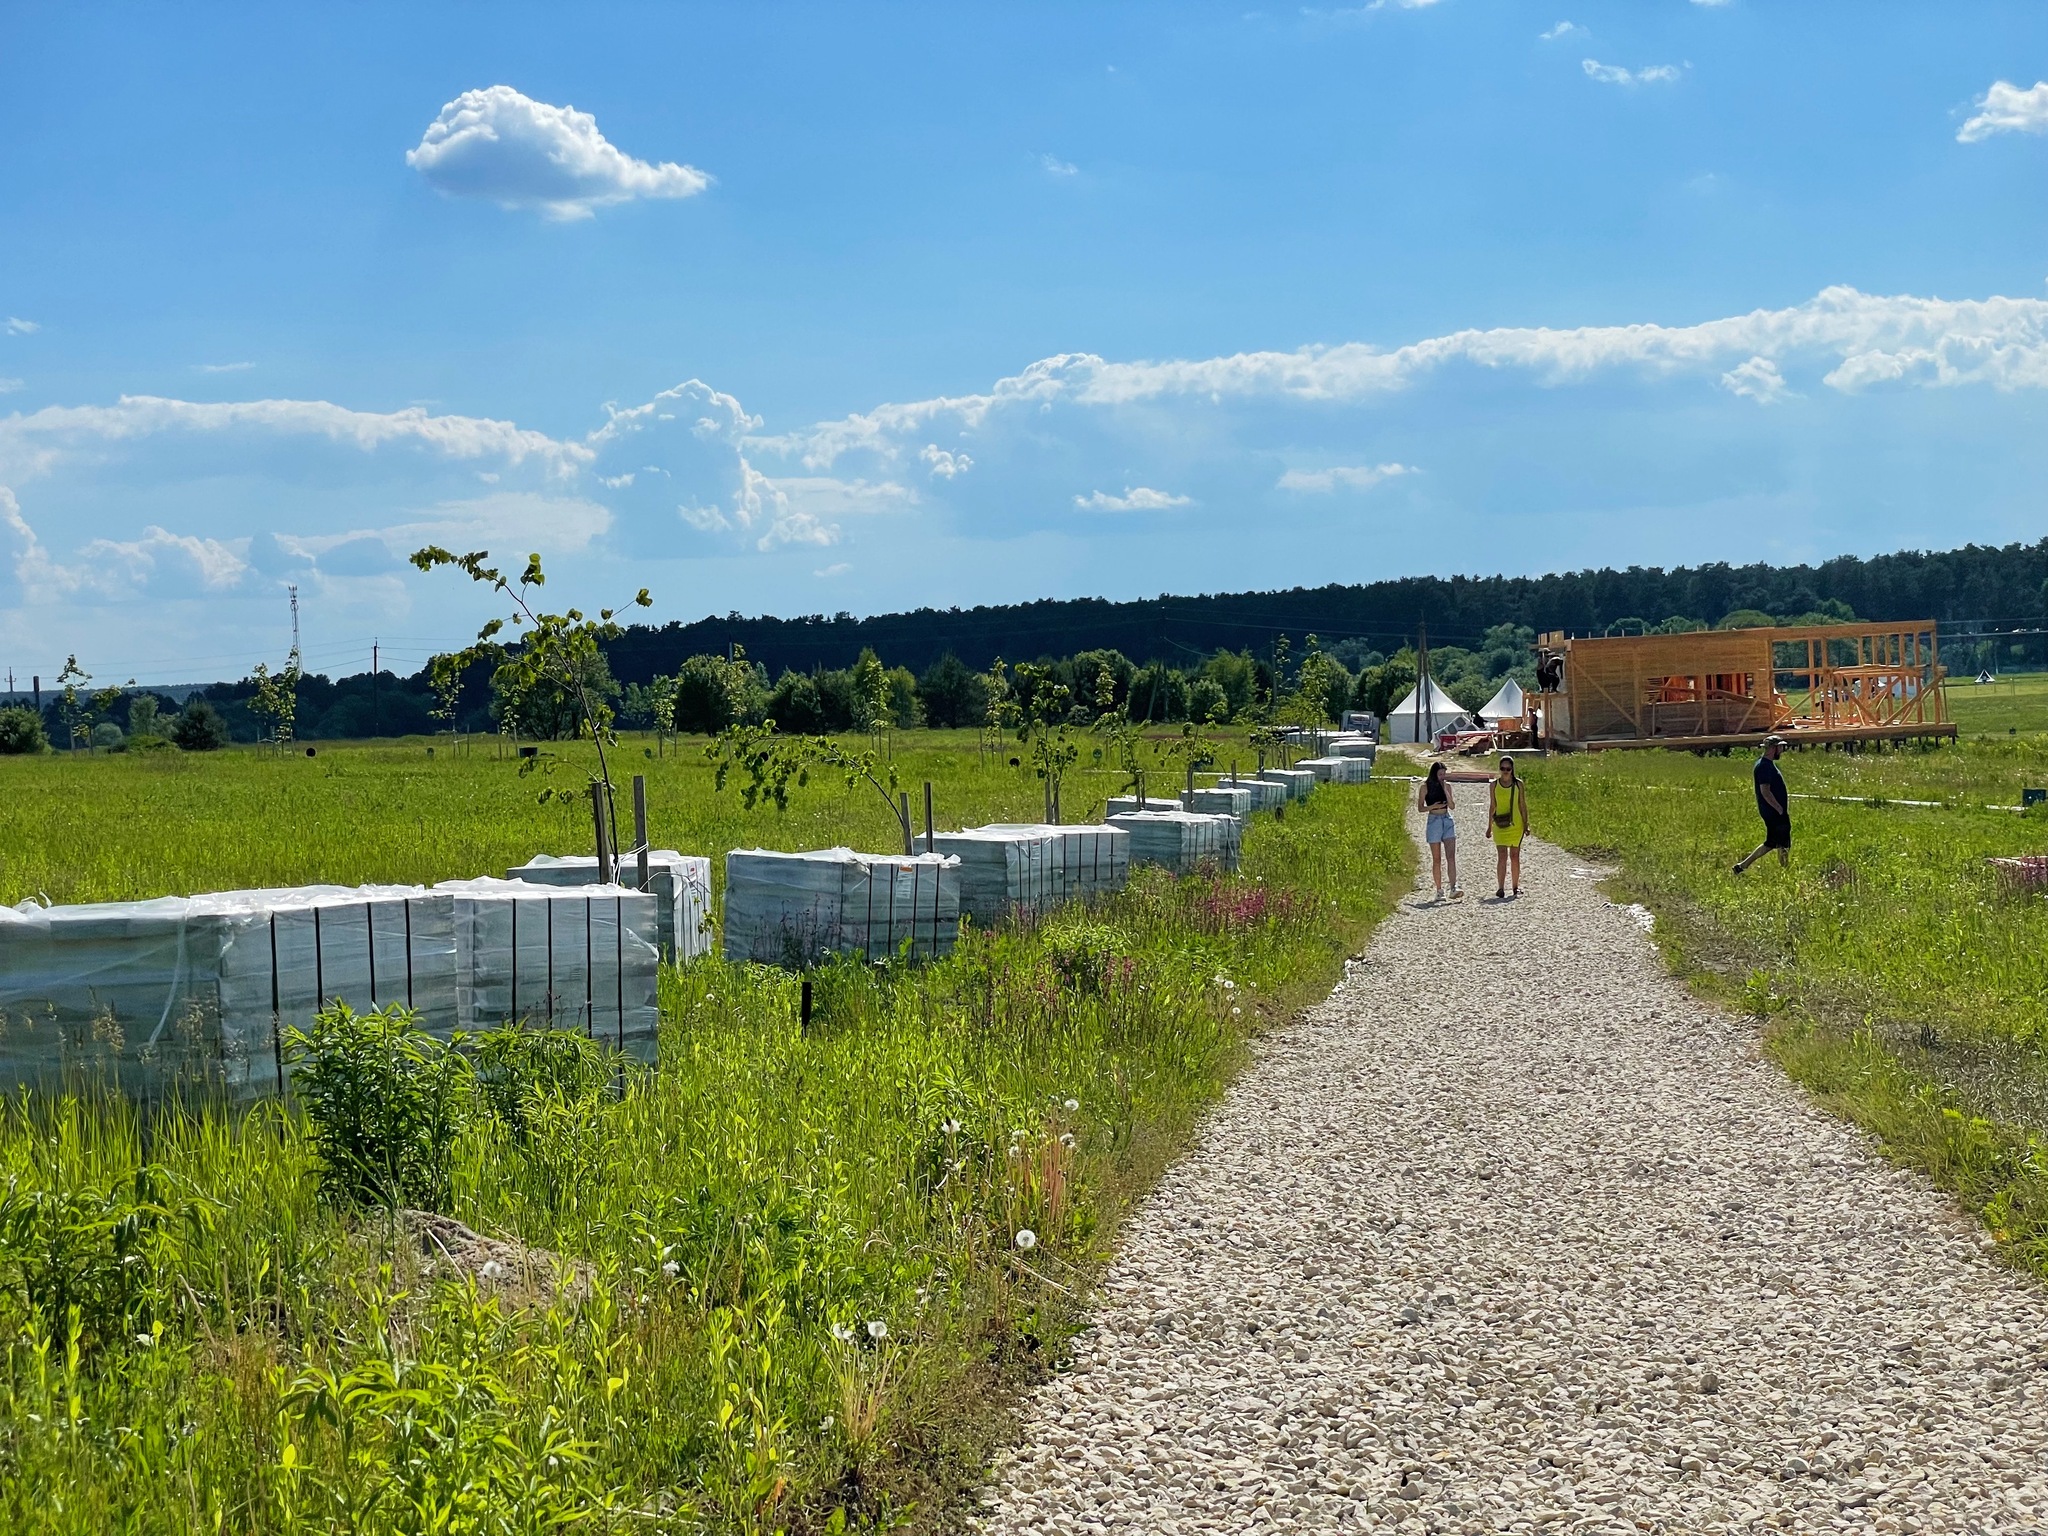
[1418,618,1432,744]
[371,639,380,738]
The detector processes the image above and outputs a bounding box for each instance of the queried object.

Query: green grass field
[1945,669,2048,737]
[1525,736,2048,1273]
[0,732,1412,1534]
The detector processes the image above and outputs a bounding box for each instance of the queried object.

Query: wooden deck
[1570,721,1958,753]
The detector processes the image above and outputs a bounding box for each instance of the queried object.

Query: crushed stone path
[974,791,2048,1534]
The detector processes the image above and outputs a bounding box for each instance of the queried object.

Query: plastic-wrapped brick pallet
[1297,755,1375,784]
[505,851,712,962]
[433,878,661,1062]
[1105,809,1242,874]
[1184,786,1254,823]
[1256,767,1317,801]
[722,849,961,968]
[0,883,460,1100]
[1104,796,1187,819]
[913,828,1056,926]
[1209,776,1288,814]
[1327,734,1378,760]
[978,824,1129,903]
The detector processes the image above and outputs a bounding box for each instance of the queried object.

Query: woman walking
[1486,755,1529,899]
[1417,762,1462,901]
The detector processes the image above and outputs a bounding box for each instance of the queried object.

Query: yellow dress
[1490,782,1525,847]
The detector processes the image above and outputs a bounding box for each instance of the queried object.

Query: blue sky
[2,2,2046,684]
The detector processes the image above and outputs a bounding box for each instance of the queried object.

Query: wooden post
[899,791,914,855]
[633,775,650,892]
[800,978,812,1036]
[923,780,935,852]
[591,781,612,881]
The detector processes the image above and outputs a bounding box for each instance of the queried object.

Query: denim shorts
[1425,812,1456,844]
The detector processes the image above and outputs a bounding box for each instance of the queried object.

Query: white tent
[1976,670,1997,685]
[1478,677,1526,725]
[1384,677,1477,743]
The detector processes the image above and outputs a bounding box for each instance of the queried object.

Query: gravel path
[975,792,2048,1534]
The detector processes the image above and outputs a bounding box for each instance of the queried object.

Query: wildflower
[548,1455,559,1469]
[1063,1098,1079,1112]
[1232,1006,1242,1017]
[662,1260,680,1278]
[1059,1132,1074,1147]
[1015,1229,1038,1251]
[866,1319,889,1340]
[1007,1145,1021,1158]
[135,1333,155,1348]
[831,1322,855,1343]
[942,1118,961,1135]
[479,1259,506,1281]
[820,1415,836,1432]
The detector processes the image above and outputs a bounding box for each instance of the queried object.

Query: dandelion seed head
[1014,1228,1038,1251]
[1231,1006,1242,1016]
[661,1260,680,1278]
[866,1319,888,1340]
[831,1322,854,1343]
[942,1118,961,1134]
[1059,1133,1074,1147]
[1063,1098,1079,1112]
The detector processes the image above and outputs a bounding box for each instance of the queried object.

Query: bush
[0,1166,187,1362]
[169,698,231,751]
[284,1002,471,1210]
[467,1023,615,1145]
[0,706,48,754]
[91,721,124,751]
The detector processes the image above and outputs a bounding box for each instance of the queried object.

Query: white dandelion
[1014,1229,1038,1251]
[866,1319,889,1340]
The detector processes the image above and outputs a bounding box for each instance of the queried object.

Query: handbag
[1491,785,1515,829]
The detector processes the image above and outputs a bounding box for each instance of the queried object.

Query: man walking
[1734,734,1791,874]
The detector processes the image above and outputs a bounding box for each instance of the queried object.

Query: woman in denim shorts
[1416,761,1462,900]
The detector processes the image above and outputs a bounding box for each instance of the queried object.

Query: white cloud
[1720,356,1790,404]
[4,318,37,336]
[1957,80,2048,143]
[920,444,973,478]
[1539,21,1582,40]
[1583,59,1680,87]
[0,379,21,394]
[1277,462,1415,492]
[814,562,851,578]
[3,486,250,602]
[1689,0,1730,7]
[196,361,255,373]
[1041,155,1079,177]
[1074,486,1193,512]
[406,85,711,220]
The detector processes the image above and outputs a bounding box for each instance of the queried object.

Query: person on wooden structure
[1734,735,1791,875]
[1486,755,1529,900]
[1417,761,1463,901]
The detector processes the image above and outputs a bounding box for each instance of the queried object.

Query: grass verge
[0,780,1411,1533]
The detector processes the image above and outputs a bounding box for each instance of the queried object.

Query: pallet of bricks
[0,878,662,1099]
[1105,808,1242,873]
[722,848,962,967]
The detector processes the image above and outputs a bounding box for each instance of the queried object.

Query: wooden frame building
[1532,620,1955,751]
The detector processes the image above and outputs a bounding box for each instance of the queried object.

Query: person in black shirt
[1734,735,1791,874]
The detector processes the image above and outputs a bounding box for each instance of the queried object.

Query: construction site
[1520,619,1956,752]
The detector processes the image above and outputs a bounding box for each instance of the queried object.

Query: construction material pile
[982,824,1130,903]
[913,827,1059,924]
[506,851,713,962]
[1184,785,1254,822]
[1256,767,1317,801]
[1297,756,1375,784]
[1106,809,1242,874]
[723,848,961,966]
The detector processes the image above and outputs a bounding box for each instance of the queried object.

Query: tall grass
[0,744,1411,1533]
[1525,740,2048,1272]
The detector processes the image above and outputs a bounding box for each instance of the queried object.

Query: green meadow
[0,732,1411,1534]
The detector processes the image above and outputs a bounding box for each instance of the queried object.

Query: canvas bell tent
[1384,678,1477,743]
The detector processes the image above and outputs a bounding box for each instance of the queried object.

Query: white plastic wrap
[913,829,1056,925]
[1104,795,1187,819]
[723,848,961,967]
[432,878,661,1060]
[1256,768,1317,801]
[1105,810,1243,874]
[977,824,1129,903]
[1297,756,1375,784]
[1184,786,1254,823]
[505,851,712,962]
[1213,776,1287,813]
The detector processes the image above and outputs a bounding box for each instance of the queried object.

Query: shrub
[0,706,49,754]
[170,698,231,751]
[467,1022,615,1145]
[0,1166,188,1361]
[284,1002,471,1210]
[91,721,124,751]
[1045,920,1134,996]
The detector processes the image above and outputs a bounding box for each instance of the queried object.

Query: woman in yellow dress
[1486,755,1528,900]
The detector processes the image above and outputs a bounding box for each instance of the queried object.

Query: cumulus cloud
[406,85,711,220]
[1539,21,1583,40]
[1074,486,1193,512]
[1957,80,2048,143]
[1277,462,1415,492]
[1583,59,1680,86]
[2,486,250,603]
[4,318,37,336]
[1721,355,1790,404]
[920,444,973,478]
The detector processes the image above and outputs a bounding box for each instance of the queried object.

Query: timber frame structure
[1530,620,1955,752]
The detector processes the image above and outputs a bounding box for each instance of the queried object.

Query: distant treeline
[16,538,2038,747]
